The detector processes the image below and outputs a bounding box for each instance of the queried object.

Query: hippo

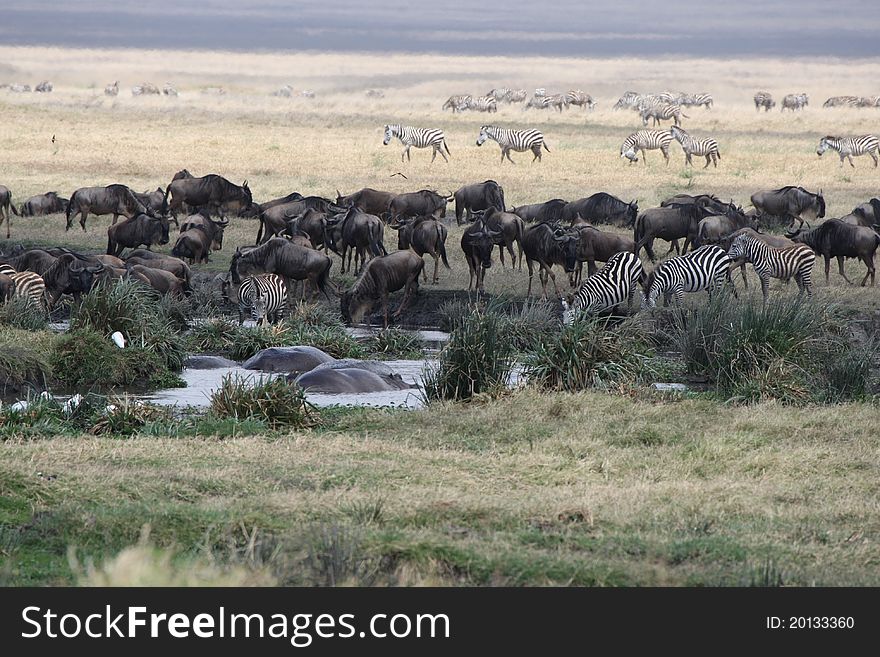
[293,367,419,394]
[185,355,239,369]
[243,346,335,374]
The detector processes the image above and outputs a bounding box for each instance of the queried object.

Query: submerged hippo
[243,346,335,374]
[293,367,418,394]
[185,355,239,369]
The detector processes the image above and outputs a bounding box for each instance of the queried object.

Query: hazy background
[0,0,878,57]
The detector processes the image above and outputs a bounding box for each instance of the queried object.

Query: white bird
[62,393,84,417]
[111,331,126,348]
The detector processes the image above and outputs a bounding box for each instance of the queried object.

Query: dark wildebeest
[0,273,13,302]
[335,207,388,274]
[562,193,638,227]
[510,199,567,225]
[719,227,795,289]
[0,248,58,276]
[256,196,340,244]
[171,217,228,264]
[841,200,880,231]
[162,174,252,222]
[570,218,636,285]
[390,216,450,284]
[0,185,19,239]
[134,187,168,216]
[284,208,331,251]
[786,218,880,286]
[522,222,580,298]
[238,191,304,220]
[661,193,735,214]
[633,203,710,262]
[479,207,525,269]
[127,264,186,297]
[335,188,397,219]
[388,190,450,223]
[751,186,825,228]
[460,219,501,293]
[66,184,151,231]
[233,238,333,304]
[124,253,191,289]
[453,180,505,225]
[340,250,424,327]
[41,253,103,308]
[106,214,170,257]
[19,192,68,217]
[695,206,758,247]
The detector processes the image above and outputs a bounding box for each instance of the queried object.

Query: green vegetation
[209,374,318,429]
[0,296,48,331]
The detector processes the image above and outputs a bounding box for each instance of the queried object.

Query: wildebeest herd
[2,170,880,329]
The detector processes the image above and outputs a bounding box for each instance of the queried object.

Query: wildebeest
[335,188,397,219]
[453,180,506,225]
[133,187,169,218]
[695,206,758,247]
[562,193,638,227]
[284,208,331,251]
[510,199,567,225]
[233,238,333,304]
[257,196,340,244]
[521,222,580,298]
[661,193,736,215]
[460,219,501,293]
[334,206,388,274]
[124,252,191,289]
[633,203,709,262]
[18,191,68,217]
[340,250,424,327]
[0,248,58,276]
[480,207,525,269]
[391,216,450,284]
[127,264,186,296]
[106,214,170,257]
[66,184,151,231]
[388,190,450,223]
[786,218,880,286]
[842,200,880,230]
[750,186,825,227]
[570,218,636,285]
[162,174,252,222]
[41,253,103,308]
[0,185,18,239]
[171,217,229,264]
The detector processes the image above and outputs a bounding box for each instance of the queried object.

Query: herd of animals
[1,174,879,329]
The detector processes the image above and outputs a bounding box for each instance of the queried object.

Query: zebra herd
[383,124,548,164]
[620,126,719,168]
[444,88,595,114]
[755,91,809,112]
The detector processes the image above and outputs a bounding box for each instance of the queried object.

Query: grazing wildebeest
[335,188,397,219]
[695,206,758,247]
[0,185,18,239]
[841,201,880,230]
[661,193,736,215]
[479,207,525,269]
[19,191,68,217]
[453,180,505,225]
[256,196,340,244]
[388,190,450,223]
[750,186,825,228]
[127,264,186,296]
[335,207,387,274]
[460,219,501,293]
[521,222,580,298]
[106,214,170,257]
[718,227,795,288]
[124,252,191,289]
[0,248,59,276]
[570,218,636,285]
[162,174,252,222]
[510,199,567,225]
[786,218,880,286]
[41,253,103,308]
[633,203,709,262]
[233,238,333,304]
[391,216,449,284]
[134,187,169,217]
[562,193,638,227]
[171,217,228,264]
[284,208,331,251]
[340,250,424,327]
[66,184,151,231]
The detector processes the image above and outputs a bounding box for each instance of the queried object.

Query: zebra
[640,102,687,127]
[442,94,472,113]
[686,93,713,108]
[670,125,721,168]
[727,234,815,301]
[822,95,868,108]
[382,124,451,163]
[522,96,551,111]
[7,271,47,310]
[476,125,549,164]
[781,93,808,111]
[565,89,595,110]
[162,83,178,97]
[562,251,644,324]
[534,88,546,98]
[487,88,526,103]
[620,130,674,165]
[237,274,288,325]
[466,95,498,113]
[507,88,528,103]
[816,135,880,167]
[613,91,641,110]
[643,245,733,308]
[754,91,775,111]
[104,81,119,96]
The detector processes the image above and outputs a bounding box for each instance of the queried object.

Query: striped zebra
[754,91,775,111]
[237,274,288,325]
[507,89,527,103]
[670,125,721,168]
[565,89,595,110]
[534,88,546,98]
[562,251,644,323]
[685,93,713,108]
[382,124,451,163]
[487,88,527,103]
[7,271,47,310]
[466,95,498,113]
[816,135,880,167]
[442,94,472,113]
[727,234,815,301]
[476,125,549,164]
[620,130,674,165]
[781,93,808,111]
[643,245,733,308]
[640,102,687,127]
[822,95,870,108]
[613,91,641,110]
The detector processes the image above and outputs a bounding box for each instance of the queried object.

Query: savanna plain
[1,47,879,586]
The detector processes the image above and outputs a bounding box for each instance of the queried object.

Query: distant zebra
[476,125,549,164]
[643,245,733,308]
[613,91,641,110]
[534,88,546,98]
[466,95,498,113]
[781,93,808,111]
[162,83,178,97]
[562,251,644,323]
[565,89,595,110]
[487,88,527,103]
[383,124,451,163]
[640,103,687,127]
[816,135,880,167]
[442,94,472,113]
[727,234,815,301]
[670,125,721,168]
[507,88,528,103]
[523,96,551,110]
[104,81,119,96]
[237,274,288,325]
[754,91,775,111]
[620,130,674,165]
[823,95,869,108]
[8,271,47,310]
[686,93,713,108]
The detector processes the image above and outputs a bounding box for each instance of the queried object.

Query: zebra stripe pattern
[476,125,548,163]
[383,124,450,163]
[486,88,527,103]
[565,89,595,110]
[562,251,644,323]
[620,130,674,165]
[466,95,498,113]
[640,103,687,127]
[685,93,713,108]
[644,245,732,308]
[237,274,288,325]
[8,271,47,310]
[442,94,471,112]
[727,234,815,300]
[816,135,880,167]
[613,91,641,110]
[823,95,873,108]
[670,125,721,168]
[754,91,775,111]
[781,93,808,111]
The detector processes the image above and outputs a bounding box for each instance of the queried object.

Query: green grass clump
[0,328,53,394]
[363,328,423,359]
[209,374,319,429]
[0,296,48,331]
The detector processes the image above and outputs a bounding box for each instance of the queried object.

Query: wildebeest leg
[506,241,516,268]
[432,254,440,284]
[498,244,506,268]
[526,259,535,296]
[837,255,853,284]
[860,254,873,286]
[111,213,119,225]
[80,210,88,231]
[823,255,831,284]
[643,238,657,263]
[381,291,390,328]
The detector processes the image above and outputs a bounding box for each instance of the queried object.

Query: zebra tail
[437,225,450,269]
[443,139,451,155]
[543,140,551,152]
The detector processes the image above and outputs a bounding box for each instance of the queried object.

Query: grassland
[1,47,880,586]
